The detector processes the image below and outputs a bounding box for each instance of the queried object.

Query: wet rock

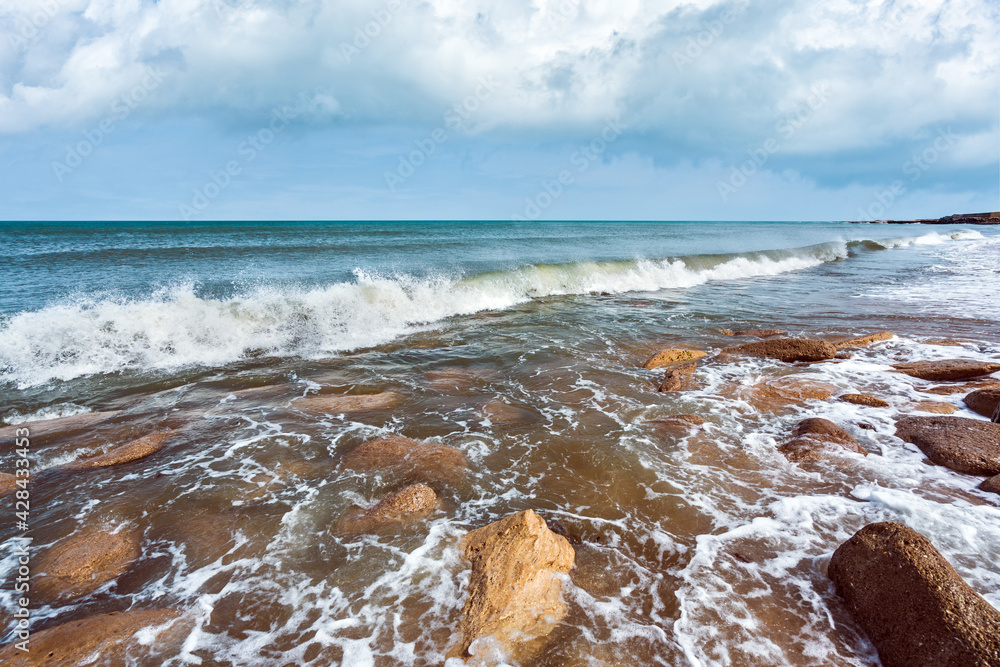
[35,529,141,601]
[719,338,837,363]
[896,416,1000,476]
[448,510,574,663]
[649,414,706,427]
[0,411,120,441]
[425,368,496,393]
[642,348,706,370]
[907,401,957,415]
[70,431,171,470]
[979,475,1000,495]
[778,418,866,462]
[729,328,787,338]
[893,359,1000,382]
[727,375,839,413]
[0,474,18,496]
[840,393,889,408]
[924,339,972,346]
[340,435,469,485]
[481,400,539,425]
[925,378,1000,395]
[657,361,697,392]
[835,351,854,359]
[294,391,402,413]
[335,483,438,534]
[0,609,186,666]
[828,522,1000,667]
[834,331,894,349]
[964,388,1000,421]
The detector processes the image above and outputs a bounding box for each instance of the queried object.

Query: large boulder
[893,359,1000,382]
[448,510,574,663]
[642,348,706,370]
[335,483,439,534]
[0,609,185,666]
[35,529,141,601]
[964,388,1000,422]
[834,331,894,349]
[828,522,1000,667]
[896,416,1000,476]
[719,338,837,363]
[778,418,866,462]
[70,431,171,469]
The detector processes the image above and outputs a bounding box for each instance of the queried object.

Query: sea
[1,220,998,665]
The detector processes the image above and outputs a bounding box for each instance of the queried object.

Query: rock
[294,391,402,413]
[0,609,185,666]
[778,418,866,462]
[424,368,496,393]
[340,435,468,485]
[657,361,697,392]
[0,411,120,441]
[335,483,439,534]
[0,474,18,496]
[719,338,837,363]
[964,388,1000,421]
[649,414,706,427]
[726,375,838,413]
[896,416,1000,476]
[924,339,971,346]
[925,378,1000,395]
[834,331,894,349]
[481,400,539,425]
[70,431,171,469]
[828,522,1000,667]
[642,348,706,370]
[893,359,1000,382]
[908,401,957,415]
[35,529,141,601]
[448,510,574,663]
[979,475,1000,495]
[840,393,889,408]
[730,328,786,338]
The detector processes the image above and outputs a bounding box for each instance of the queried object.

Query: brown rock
[720,338,837,363]
[979,475,1000,495]
[35,529,141,601]
[0,411,120,441]
[828,522,1000,667]
[730,328,786,338]
[908,401,958,415]
[481,400,539,425]
[449,510,574,662]
[649,414,706,427]
[294,391,402,413]
[0,609,185,666]
[642,348,706,370]
[727,375,839,413]
[340,435,468,485]
[893,359,1000,382]
[335,483,439,533]
[964,388,1000,421]
[71,431,171,469]
[896,416,1000,476]
[924,339,971,347]
[834,331,894,349]
[778,418,866,462]
[925,378,1000,395]
[657,361,697,392]
[0,473,18,496]
[840,393,889,408]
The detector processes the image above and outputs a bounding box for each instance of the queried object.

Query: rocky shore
[848,211,1000,225]
[1,326,998,665]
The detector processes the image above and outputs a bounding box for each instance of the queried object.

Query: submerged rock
[719,338,837,363]
[294,391,402,413]
[893,359,1000,382]
[0,474,18,496]
[896,416,1000,476]
[980,475,1000,495]
[907,401,957,414]
[834,331,894,349]
[657,361,698,392]
[642,348,706,370]
[448,510,574,663]
[70,431,171,469]
[840,393,889,408]
[828,522,1000,667]
[778,418,866,462]
[0,609,185,666]
[964,388,1000,421]
[35,529,141,601]
[725,328,787,338]
[340,435,468,486]
[481,400,539,425]
[925,378,1000,396]
[726,375,838,413]
[335,483,439,534]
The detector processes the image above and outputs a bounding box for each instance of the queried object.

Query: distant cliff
[849,212,1000,225]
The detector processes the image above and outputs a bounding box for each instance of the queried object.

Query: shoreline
[848,211,1000,225]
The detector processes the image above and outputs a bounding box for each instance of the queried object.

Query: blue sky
[1,0,997,221]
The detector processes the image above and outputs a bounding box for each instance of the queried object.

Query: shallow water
[1,221,999,665]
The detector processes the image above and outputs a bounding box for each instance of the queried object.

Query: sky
[0,0,997,221]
